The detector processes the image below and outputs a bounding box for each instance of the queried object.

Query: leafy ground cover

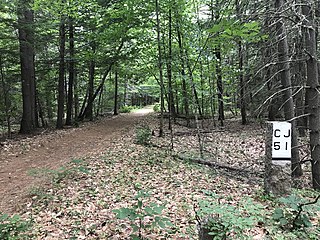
[1,111,319,239]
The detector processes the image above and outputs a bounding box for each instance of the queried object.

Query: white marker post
[272,121,292,165]
[264,121,292,196]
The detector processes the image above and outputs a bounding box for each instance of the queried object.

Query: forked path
[0,108,153,214]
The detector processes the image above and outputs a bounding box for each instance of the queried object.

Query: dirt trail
[0,107,154,214]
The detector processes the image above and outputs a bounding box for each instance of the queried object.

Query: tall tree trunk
[238,40,247,125]
[167,9,176,129]
[85,47,95,121]
[294,35,307,136]
[177,26,190,126]
[167,8,175,129]
[96,83,104,117]
[236,0,247,125]
[215,47,224,126]
[0,56,11,137]
[18,0,36,133]
[74,70,79,121]
[56,17,66,129]
[156,0,164,137]
[113,67,119,115]
[302,1,320,189]
[123,76,128,105]
[66,19,75,125]
[79,40,124,121]
[275,0,302,177]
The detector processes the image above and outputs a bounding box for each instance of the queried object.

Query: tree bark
[275,0,302,177]
[302,1,320,189]
[113,67,119,115]
[167,8,175,129]
[79,40,123,121]
[66,19,75,126]
[238,40,247,125]
[156,0,164,137]
[18,0,36,133]
[215,47,224,126]
[0,56,11,137]
[85,46,95,121]
[56,17,66,129]
[177,26,190,127]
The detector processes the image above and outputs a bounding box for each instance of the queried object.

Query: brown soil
[0,108,154,214]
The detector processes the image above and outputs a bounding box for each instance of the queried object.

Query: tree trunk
[302,1,320,189]
[156,0,164,137]
[85,49,95,121]
[18,0,36,133]
[177,26,190,127]
[215,47,224,126]
[56,17,66,129]
[113,67,119,115]
[0,56,11,137]
[275,0,302,177]
[238,41,247,125]
[167,8,175,129]
[74,70,79,121]
[66,19,75,126]
[79,40,123,121]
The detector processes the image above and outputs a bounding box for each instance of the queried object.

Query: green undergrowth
[120,105,139,113]
[0,213,32,240]
[196,189,320,239]
[28,158,90,186]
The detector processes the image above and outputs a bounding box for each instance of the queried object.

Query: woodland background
[1,0,320,239]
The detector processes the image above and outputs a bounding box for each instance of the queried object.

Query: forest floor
[0,107,154,214]
[0,107,319,239]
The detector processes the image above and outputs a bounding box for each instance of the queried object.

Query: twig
[292,195,320,229]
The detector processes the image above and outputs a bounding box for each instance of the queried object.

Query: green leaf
[158,220,166,228]
[279,217,288,226]
[131,223,139,232]
[272,208,284,220]
[130,234,140,240]
[153,205,165,215]
[113,208,134,219]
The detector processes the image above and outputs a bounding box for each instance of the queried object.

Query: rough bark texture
[275,0,302,177]
[264,123,292,196]
[236,1,247,125]
[176,11,190,126]
[18,1,36,134]
[215,47,224,126]
[85,54,95,121]
[66,19,75,126]
[302,2,320,189]
[156,0,164,137]
[56,18,66,129]
[167,9,175,129]
[113,68,119,116]
[238,41,247,125]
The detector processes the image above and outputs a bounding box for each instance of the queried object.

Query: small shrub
[272,194,318,229]
[28,160,89,185]
[135,126,151,145]
[196,191,265,239]
[0,213,32,239]
[113,190,173,239]
[120,105,135,113]
[153,103,160,112]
